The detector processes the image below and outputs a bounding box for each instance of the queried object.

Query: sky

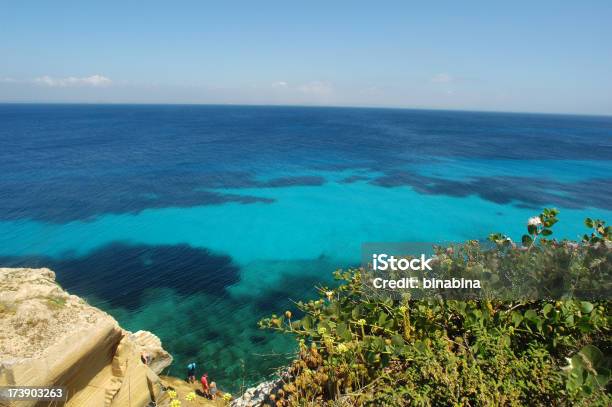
[1,1,611,115]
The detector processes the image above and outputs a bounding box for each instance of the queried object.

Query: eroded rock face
[130,330,173,375]
[0,267,173,407]
[231,378,285,407]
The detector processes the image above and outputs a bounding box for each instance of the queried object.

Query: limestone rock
[0,267,173,407]
[231,377,285,407]
[130,330,173,375]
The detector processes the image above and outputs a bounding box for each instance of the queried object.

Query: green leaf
[488,233,502,242]
[336,322,352,341]
[511,311,523,327]
[579,301,594,314]
[542,303,553,317]
[319,320,331,333]
[579,345,603,368]
[374,337,386,351]
[577,318,593,334]
[541,229,552,236]
[391,334,404,347]
[536,317,543,332]
[521,235,533,246]
[501,335,511,347]
[470,309,483,324]
[414,340,428,353]
[524,309,538,322]
[351,305,361,320]
[301,315,312,330]
[594,368,611,387]
[378,312,388,326]
[585,218,593,228]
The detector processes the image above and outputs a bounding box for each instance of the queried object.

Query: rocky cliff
[230,378,284,407]
[0,267,173,407]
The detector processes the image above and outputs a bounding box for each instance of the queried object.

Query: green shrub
[260,210,611,406]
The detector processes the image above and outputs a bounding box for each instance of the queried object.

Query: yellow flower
[337,343,348,353]
[357,319,366,326]
[185,391,196,401]
[223,393,232,401]
[167,390,177,399]
[170,399,181,407]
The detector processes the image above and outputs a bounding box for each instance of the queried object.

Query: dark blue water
[1,104,611,389]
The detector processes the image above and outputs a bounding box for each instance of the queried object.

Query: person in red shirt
[200,373,210,397]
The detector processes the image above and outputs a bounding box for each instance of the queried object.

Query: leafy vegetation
[260,210,611,406]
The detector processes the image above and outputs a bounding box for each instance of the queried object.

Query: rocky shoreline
[0,267,285,407]
[0,267,174,406]
[230,377,284,407]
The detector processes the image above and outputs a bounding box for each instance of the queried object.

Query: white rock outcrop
[231,377,285,407]
[0,267,173,407]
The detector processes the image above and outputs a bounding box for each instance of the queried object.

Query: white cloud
[272,81,288,88]
[0,77,18,83]
[431,73,453,83]
[297,81,333,96]
[34,74,112,87]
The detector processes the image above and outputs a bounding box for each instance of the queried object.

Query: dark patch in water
[172,337,206,360]
[0,172,325,223]
[205,330,221,341]
[2,105,611,222]
[192,173,325,189]
[0,242,240,309]
[371,171,612,210]
[515,203,541,210]
[261,176,325,188]
[339,175,370,184]
[250,335,266,344]
[253,273,332,313]
[0,176,275,223]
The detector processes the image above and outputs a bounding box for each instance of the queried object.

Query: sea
[1,104,611,390]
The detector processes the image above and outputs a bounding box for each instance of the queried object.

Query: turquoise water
[1,104,611,390]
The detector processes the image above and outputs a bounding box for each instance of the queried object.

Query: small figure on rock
[209,381,218,400]
[201,373,210,397]
[187,362,197,383]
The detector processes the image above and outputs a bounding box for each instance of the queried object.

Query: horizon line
[0,101,611,119]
